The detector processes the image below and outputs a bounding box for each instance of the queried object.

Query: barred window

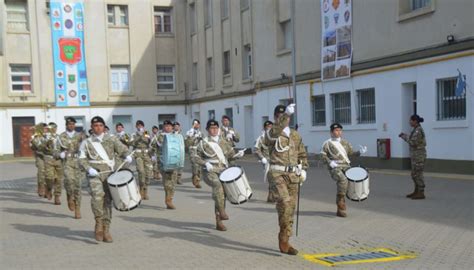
[357,88,376,124]
[311,95,326,126]
[154,7,172,34]
[110,66,130,93]
[10,65,32,92]
[107,5,128,26]
[437,78,466,120]
[156,65,175,91]
[331,92,351,124]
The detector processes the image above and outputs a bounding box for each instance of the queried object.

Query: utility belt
[134,149,149,153]
[44,154,60,160]
[89,160,109,164]
[35,151,44,157]
[270,164,299,173]
[65,153,78,158]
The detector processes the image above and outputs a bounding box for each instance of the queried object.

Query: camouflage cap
[91,116,105,125]
[274,104,286,115]
[206,119,219,129]
[330,123,343,131]
[263,120,273,128]
[65,117,76,124]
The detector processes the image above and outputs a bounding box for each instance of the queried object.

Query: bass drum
[345,166,370,202]
[161,133,185,171]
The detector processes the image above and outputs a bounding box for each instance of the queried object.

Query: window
[412,84,417,115]
[189,3,196,34]
[398,0,435,21]
[113,115,133,133]
[156,65,175,92]
[192,62,198,91]
[277,20,291,51]
[65,116,85,132]
[223,50,231,75]
[205,0,212,27]
[311,95,326,126]
[221,0,229,19]
[10,65,32,92]
[6,0,29,32]
[411,0,431,11]
[208,110,216,121]
[206,57,214,88]
[331,92,351,124]
[242,44,252,79]
[154,7,172,34]
[110,66,130,93]
[225,108,233,127]
[240,0,249,11]
[107,5,128,26]
[437,78,466,120]
[357,88,376,124]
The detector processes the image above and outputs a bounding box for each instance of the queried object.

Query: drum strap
[87,138,115,170]
[326,139,350,164]
[204,138,228,167]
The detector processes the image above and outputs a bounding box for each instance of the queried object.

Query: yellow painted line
[301,248,416,267]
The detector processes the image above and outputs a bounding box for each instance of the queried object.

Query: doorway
[12,117,35,157]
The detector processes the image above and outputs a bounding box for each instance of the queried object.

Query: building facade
[1,0,473,173]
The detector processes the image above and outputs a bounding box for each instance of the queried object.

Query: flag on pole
[455,70,466,97]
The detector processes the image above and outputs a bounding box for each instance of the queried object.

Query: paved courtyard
[0,158,473,269]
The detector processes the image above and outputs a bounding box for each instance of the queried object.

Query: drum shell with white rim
[344,166,370,202]
[107,169,141,211]
[219,166,253,204]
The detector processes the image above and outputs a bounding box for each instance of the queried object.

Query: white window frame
[437,77,467,121]
[223,50,231,76]
[154,7,173,34]
[331,92,351,124]
[356,88,376,124]
[206,57,214,88]
[110,66,130,94]
[242,44,252,79]
[107,5,128,27]
[311,95,326,126]
[10,64,32,92]
[192,62,198,91]
[221,0,229,19]
[156,65,175,92]
[6,0,29,32]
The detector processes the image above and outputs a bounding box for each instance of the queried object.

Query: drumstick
[115,150,136,172]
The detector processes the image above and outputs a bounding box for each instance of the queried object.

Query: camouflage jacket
[185,128,203,149]
[130,131,152,151]
[220,126,240,146]
[254,132,270,160]
[320,138,360,168]
[30,135,45,155]
[43,134,62,158]
[115,132,131,147]
[263,114,308,170]
[151,132,168,156]
[192,136,237,168]
[402,125,426,152]
[79,133,129,171]
[58,131,83,157]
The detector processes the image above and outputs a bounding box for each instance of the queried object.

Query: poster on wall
[50,0,89,107]
[321,0,352,81]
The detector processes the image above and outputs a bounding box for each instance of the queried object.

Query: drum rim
[113,199,141,211]
[345,165,369,183]
[107,168,135,187]
[219,165,244,183]
[346,194,368,202]
[228,193,253,205]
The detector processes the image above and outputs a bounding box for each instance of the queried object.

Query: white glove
[234,150,245,158]
[261,157,268,165]
[228,130,235,135]
[88,167,99,177]
[285,103,296,115]
[59,151,66,159]
[186,130,194,137]
[359,145,368,154]
[329,160,338,169]
[205,162,213,172]
[226,133,234,140]
[300,170,307,183]
[125,155,133,164]
[151,155,157,162]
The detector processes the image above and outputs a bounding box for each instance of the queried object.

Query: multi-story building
[1,0,473,173]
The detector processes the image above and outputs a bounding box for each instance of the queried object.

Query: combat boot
[278,232,298,255]
[336,194,347,217]
[143,187,149,200]
[406,187,418,198]
[54,195,61,205]
[139,187,145,200]
[411,190,425,200]
[103,224,113,243]
[94,218,104,241]
[192,175,202,189]
[38,185,46,197]
[176,176,183,185]
[218,208,229,220]
[67,194,75,211]
[74,204,81,219]
[215,213,227,231]
[165,196,176,210]
[46,189,53,200]
[267,192,275,203]
[155,172,162,181]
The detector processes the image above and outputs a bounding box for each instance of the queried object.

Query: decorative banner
[50,0,89,107]
[321,0,352,81]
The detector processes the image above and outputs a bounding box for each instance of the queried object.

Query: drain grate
[302,248,416,267]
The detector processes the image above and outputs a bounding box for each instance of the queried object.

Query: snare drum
[345,166,370,201]
[107,169,141,211]
[219,166,253,204]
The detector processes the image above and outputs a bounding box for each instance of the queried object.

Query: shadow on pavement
[11,224,97,245]
[3,207,72,219]
[0,191,53,205]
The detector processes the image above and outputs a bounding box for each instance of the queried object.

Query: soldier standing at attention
[173,122,183,185]
[263,104,308,255]
[43,122,64,205]
[58,117,84,219]
[150,125,162,181]
[399,114,427,200]
[192,120,245,231]
[130,120,154,200]
[79,116,132,243]
[320,123,367,217]
[185,119,203,188]
[254,120,275,203]
[114,123,131,170]
[30,123,47,198]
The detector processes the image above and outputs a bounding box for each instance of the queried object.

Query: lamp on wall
[447,34,455,44]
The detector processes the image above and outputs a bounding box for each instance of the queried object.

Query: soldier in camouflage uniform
[43,122,64,205]
[399,114,427,200]
[173,122,183,185]
[320,123,367,217]
[185,119,203,188]
[30,123,47,197]
[263,104,308,255]
[254,120,275,203]
[150,126,162,180]
[220,115,240,147]
[114,123,131,170]
[58,117,84,218]
[130,120,154,200]
[192,120,245,231]
[79,116,132,243]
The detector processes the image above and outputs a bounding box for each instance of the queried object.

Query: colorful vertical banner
[50,0,89,107]
[321,0,352,81]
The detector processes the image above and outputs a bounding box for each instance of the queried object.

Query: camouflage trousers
[153,157,161,176]
[202,166,226,214]
[329,166,350,196]
[35,155,46,188]
[189,149,202,180]
[134,151,153,188]
[88,164,113,225]
[162,169,177,197]
[63,158,82,205]
[44,156,64,196]
[411,152,426,191]
[176,169,183,183]
[269,172,299,237]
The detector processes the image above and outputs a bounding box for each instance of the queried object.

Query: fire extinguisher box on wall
[377,138,391,159]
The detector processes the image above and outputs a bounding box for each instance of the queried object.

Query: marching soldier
[130,120,154,200]
[43,122,64,205]
[399,114,427,200]
[320,123,367,217]
[150,125,162,180]
[220,115,240,147]
[30,123,47,197]
[79,116,132,243]
[173,122,183,185]
[263,104,308,255]
[254,120,275,203]
[192,120,245,231]
[185,119,203,188]
[114,123,131,170]
[58,117,84,218]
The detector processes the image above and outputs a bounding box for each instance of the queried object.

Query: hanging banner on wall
[321,0,352,81]
[50,0,89,107]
